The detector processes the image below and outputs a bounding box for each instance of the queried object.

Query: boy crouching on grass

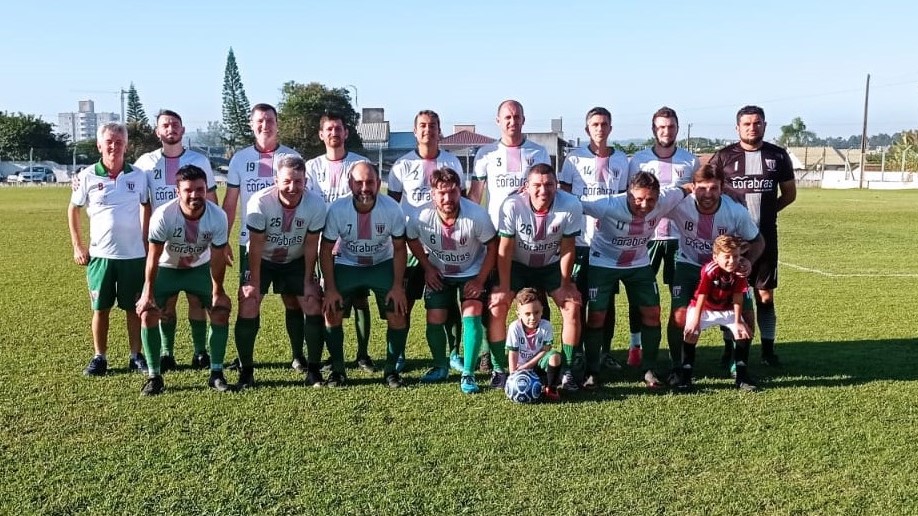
[506,288,563,401]
[679,235,759,392]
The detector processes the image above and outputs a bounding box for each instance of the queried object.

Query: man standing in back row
[223,103,305,373]
[305,113,375,373]
[469,99,551,372]
[708,105,796,366]
[135,109,218,371]
[627,106,698,366]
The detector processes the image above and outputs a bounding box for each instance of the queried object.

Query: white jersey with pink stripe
[134,148,217,210]
[226,144,301,246]
[627,147,698,240]
[388,150,465,217]
[559,146,630,246]
[472,139,551,226]
[324,195,406,267]
[669,194,760,266]
[245,188,326,264]
[498,190,583,268]
[305,152,370,206]
[149,199,228,269]
[581,188,685,269]
[506,319,554,365]
[406,198,496,278]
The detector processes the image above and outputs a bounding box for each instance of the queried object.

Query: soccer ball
[504,370,543,403]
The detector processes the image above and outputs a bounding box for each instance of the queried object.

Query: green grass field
[2,186,917,515]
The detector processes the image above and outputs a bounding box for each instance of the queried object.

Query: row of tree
[0,49,914,168]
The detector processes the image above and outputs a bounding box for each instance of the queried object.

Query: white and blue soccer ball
[504,370,543,403]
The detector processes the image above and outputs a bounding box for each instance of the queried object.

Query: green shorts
[334,260,395,318]
[671,262,753,310]
[585,265,659,313]
[510,261,562,294]
[514,349,560,372]
[243,255,306,296]
[154,264,212,308]
[423,276,487,310]
[86,257,145,311]
[648,239,678,285]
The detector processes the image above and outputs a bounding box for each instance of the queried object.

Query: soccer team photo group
[68,99,796,402]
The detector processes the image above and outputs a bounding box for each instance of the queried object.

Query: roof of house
[785,146,859,169]
[440,130,496,147]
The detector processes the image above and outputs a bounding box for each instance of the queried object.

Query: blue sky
[2,0,916,143]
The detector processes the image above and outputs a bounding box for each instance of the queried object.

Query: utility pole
[686,123,693,153]
[858,74,870,188]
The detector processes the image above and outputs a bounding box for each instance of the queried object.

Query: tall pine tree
[125,83,149,127]
[222,48,253,153]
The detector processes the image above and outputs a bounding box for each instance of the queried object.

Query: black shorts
[404,263,426,301]
[750,234,778,291]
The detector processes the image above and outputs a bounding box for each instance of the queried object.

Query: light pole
[345,84,358,110]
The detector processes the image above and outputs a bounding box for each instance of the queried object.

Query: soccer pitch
[2,186,917,514]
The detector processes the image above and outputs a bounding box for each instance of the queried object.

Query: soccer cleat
[237,367,255,390]
[448,352,464,373]
[542,386,561,402]
[729,362,737,379]
[385,373,406,389]
[291,356,307,374]
[601,353,624,371]
[83,355,108,376]
[627,346,643,368]
[208,372,233,393]
[141,375,165,396]
[581,374,599,391]
[761,354,782,367]
[676,369,694,392]
[560,371,580,392]
[460,375,480,394]
[191,352,210,370]
[489,371,508,389]
[355,355,377,373]
[128,353,148,374]
[323,371,347,388]
[319,358,333,374]
[160,355,177,373]
[420,367,449,383]
[305,366,324,388]
[643,369,664,389]
[477,353,493,374]
[666,368,682,388]
[394,354,406,374]
[736,379,759,392]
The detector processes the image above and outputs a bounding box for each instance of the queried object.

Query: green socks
[159,320,177,357]
[208,324,228,370]
[426,323,448,369]
[189,319,208,355]
[141,326,161,375]
[234,316,259,367]
[461,316,483,376]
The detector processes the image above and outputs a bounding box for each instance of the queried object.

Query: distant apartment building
[57,100,120,142]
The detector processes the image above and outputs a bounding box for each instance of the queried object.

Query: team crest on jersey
[526,157,534,166]
[550,224,560,234]
[295,218,305,228]
[376,223,386,235]
[765,159,776,171]
[459,234,468,245]
[126,181,135,192]
[588,287,598,300]
[647,218,657,227]
[317,171,326,181]
[717,226,727,236]
[672,286,681,297]
[202,231,213,241]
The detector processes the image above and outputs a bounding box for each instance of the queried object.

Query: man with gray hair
[68,122,150,376]
[233,155,327,389]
